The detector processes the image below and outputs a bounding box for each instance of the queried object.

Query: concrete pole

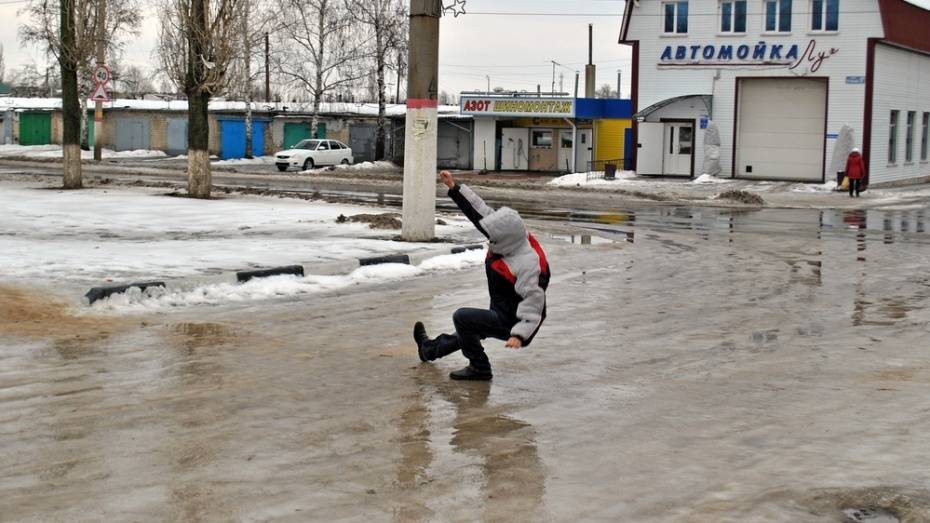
[264,32,270,103]
[93,0,106,161]
[574,72,579,98]
[584,24,596,98]
[401,0,441,241]
[617,70,622,98]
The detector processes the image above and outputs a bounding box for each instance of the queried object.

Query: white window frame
[810,0,839,32]
[889,110,899,164]
[720,0,748,33]
[905,111,915,163]
[763,0,792,33]
[921,112,929,162]
[662,1,689,34]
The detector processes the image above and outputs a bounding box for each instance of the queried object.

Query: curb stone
[84,244,486,305]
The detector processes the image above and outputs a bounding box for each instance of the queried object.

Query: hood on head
[480,207,528,255]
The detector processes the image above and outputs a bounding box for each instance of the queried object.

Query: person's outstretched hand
[505,337,523,349]
[439,170,455,189]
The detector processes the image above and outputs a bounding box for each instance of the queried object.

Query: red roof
[878,0,930,53]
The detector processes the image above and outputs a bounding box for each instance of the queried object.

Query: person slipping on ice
[413,171,550,381]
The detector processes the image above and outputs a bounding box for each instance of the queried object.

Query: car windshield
[293,140,321,150]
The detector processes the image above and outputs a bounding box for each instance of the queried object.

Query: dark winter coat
[448,184,550,345]
[845,151,866,180]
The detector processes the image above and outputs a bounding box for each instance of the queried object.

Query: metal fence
[586,158,625,179]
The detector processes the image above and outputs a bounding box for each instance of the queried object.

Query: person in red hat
[845,148,866,198]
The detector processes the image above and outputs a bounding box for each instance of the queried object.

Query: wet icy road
[3,203,930,522]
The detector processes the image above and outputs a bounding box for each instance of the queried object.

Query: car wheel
[303,158,315,171]
[341,158,350,165]
[276,165,288,172]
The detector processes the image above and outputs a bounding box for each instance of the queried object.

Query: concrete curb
[84,244,486,305]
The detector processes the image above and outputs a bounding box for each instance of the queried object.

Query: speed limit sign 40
[93,65,110,85]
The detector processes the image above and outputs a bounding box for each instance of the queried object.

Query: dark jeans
[849,178,861,197]
[423,308,512,372]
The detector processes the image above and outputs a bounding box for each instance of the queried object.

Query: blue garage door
[219,119,266,159]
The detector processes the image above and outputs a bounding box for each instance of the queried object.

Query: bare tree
[595,83,617,99]
[227,0,272,158]
[347,0,407,160]
[114,64,154,98]
[274,0,367,138]
[20,0,141,151]
[157,0,243,198]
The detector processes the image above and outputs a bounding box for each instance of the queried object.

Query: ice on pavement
[692,173,731,184]
[212,156,275,166]
[0,182,472,288]
[90,248,487,312]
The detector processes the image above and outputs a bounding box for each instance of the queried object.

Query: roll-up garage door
[735,78,827,182]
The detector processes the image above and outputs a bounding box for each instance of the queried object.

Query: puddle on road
[0,284,130,341]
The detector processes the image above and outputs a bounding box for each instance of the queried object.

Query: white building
[620,0,930,185]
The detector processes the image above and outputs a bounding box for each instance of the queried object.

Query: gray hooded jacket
[449,184,550,344]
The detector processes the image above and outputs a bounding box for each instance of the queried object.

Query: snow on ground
[302,160,399,175]
[791,180,839,192]
[212,155,275,166]
[0,182,472,288]
[0,144,167,159]
[548,171,637,187]
[90,248,487,312]
[692,174,732,184]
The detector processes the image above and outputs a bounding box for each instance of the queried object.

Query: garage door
[736,78,827,182]
[115,118,151,151]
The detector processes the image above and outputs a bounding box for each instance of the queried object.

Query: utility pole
[396,52,404,103]
[264,32,270,103]
[559,72,564,94]
[585,24,596,98]
[93,0,106,161]
[617,69,622,98]
[401,0,442,241]
[486,75,490,95]
[574,71,579,98]
[550,60,557,95]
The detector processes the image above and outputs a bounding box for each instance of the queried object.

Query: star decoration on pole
[443,0,466,17]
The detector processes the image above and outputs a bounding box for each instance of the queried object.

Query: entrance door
[662,122,693,176]
[575,129,593,172]
[501,128,528,170]
[558,130,574,172]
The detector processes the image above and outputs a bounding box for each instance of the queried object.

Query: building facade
[621,0,930,185]
[459,95,633,173]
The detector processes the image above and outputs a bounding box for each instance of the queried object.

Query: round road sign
[93,65,110,85]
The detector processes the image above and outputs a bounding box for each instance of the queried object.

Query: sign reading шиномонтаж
[658,39,838,74]
[460,97,575,117]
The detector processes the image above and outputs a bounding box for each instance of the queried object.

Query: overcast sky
[3,0,930,98]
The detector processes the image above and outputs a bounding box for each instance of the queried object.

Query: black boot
[414,322,431,362]
[450,365,493,381]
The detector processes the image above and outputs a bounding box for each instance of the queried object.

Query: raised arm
[440,171,493,237]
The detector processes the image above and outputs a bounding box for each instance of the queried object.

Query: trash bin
[604,163,617,180]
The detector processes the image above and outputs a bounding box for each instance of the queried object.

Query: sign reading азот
[460,97,575,118]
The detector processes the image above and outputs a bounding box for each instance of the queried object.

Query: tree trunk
[187,89,212,198]
[60,0,82,189]
[375,27,386,161]
[79,95,90,150]
[311,2,325,139]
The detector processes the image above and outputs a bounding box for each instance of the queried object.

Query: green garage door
[19,112,52,145]
[283,121,326,149]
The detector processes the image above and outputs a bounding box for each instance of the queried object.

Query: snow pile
[212,156,275,166]
[91,248,487,311]
[0,144,167,159]
[692,174,731,184]
[548,170,636,187]
[302,160,399,174]
[791,181,839,193]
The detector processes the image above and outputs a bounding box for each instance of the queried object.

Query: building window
[811,0,839,31]
[905,111,915,162]
[765,0,792,32]
[889,110,899,164]
[664,1,689,33]
[721,0,747,32]
[532,130,553,148]
[921,112,929,161]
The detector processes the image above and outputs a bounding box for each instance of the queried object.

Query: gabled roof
[879,0,930,53]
